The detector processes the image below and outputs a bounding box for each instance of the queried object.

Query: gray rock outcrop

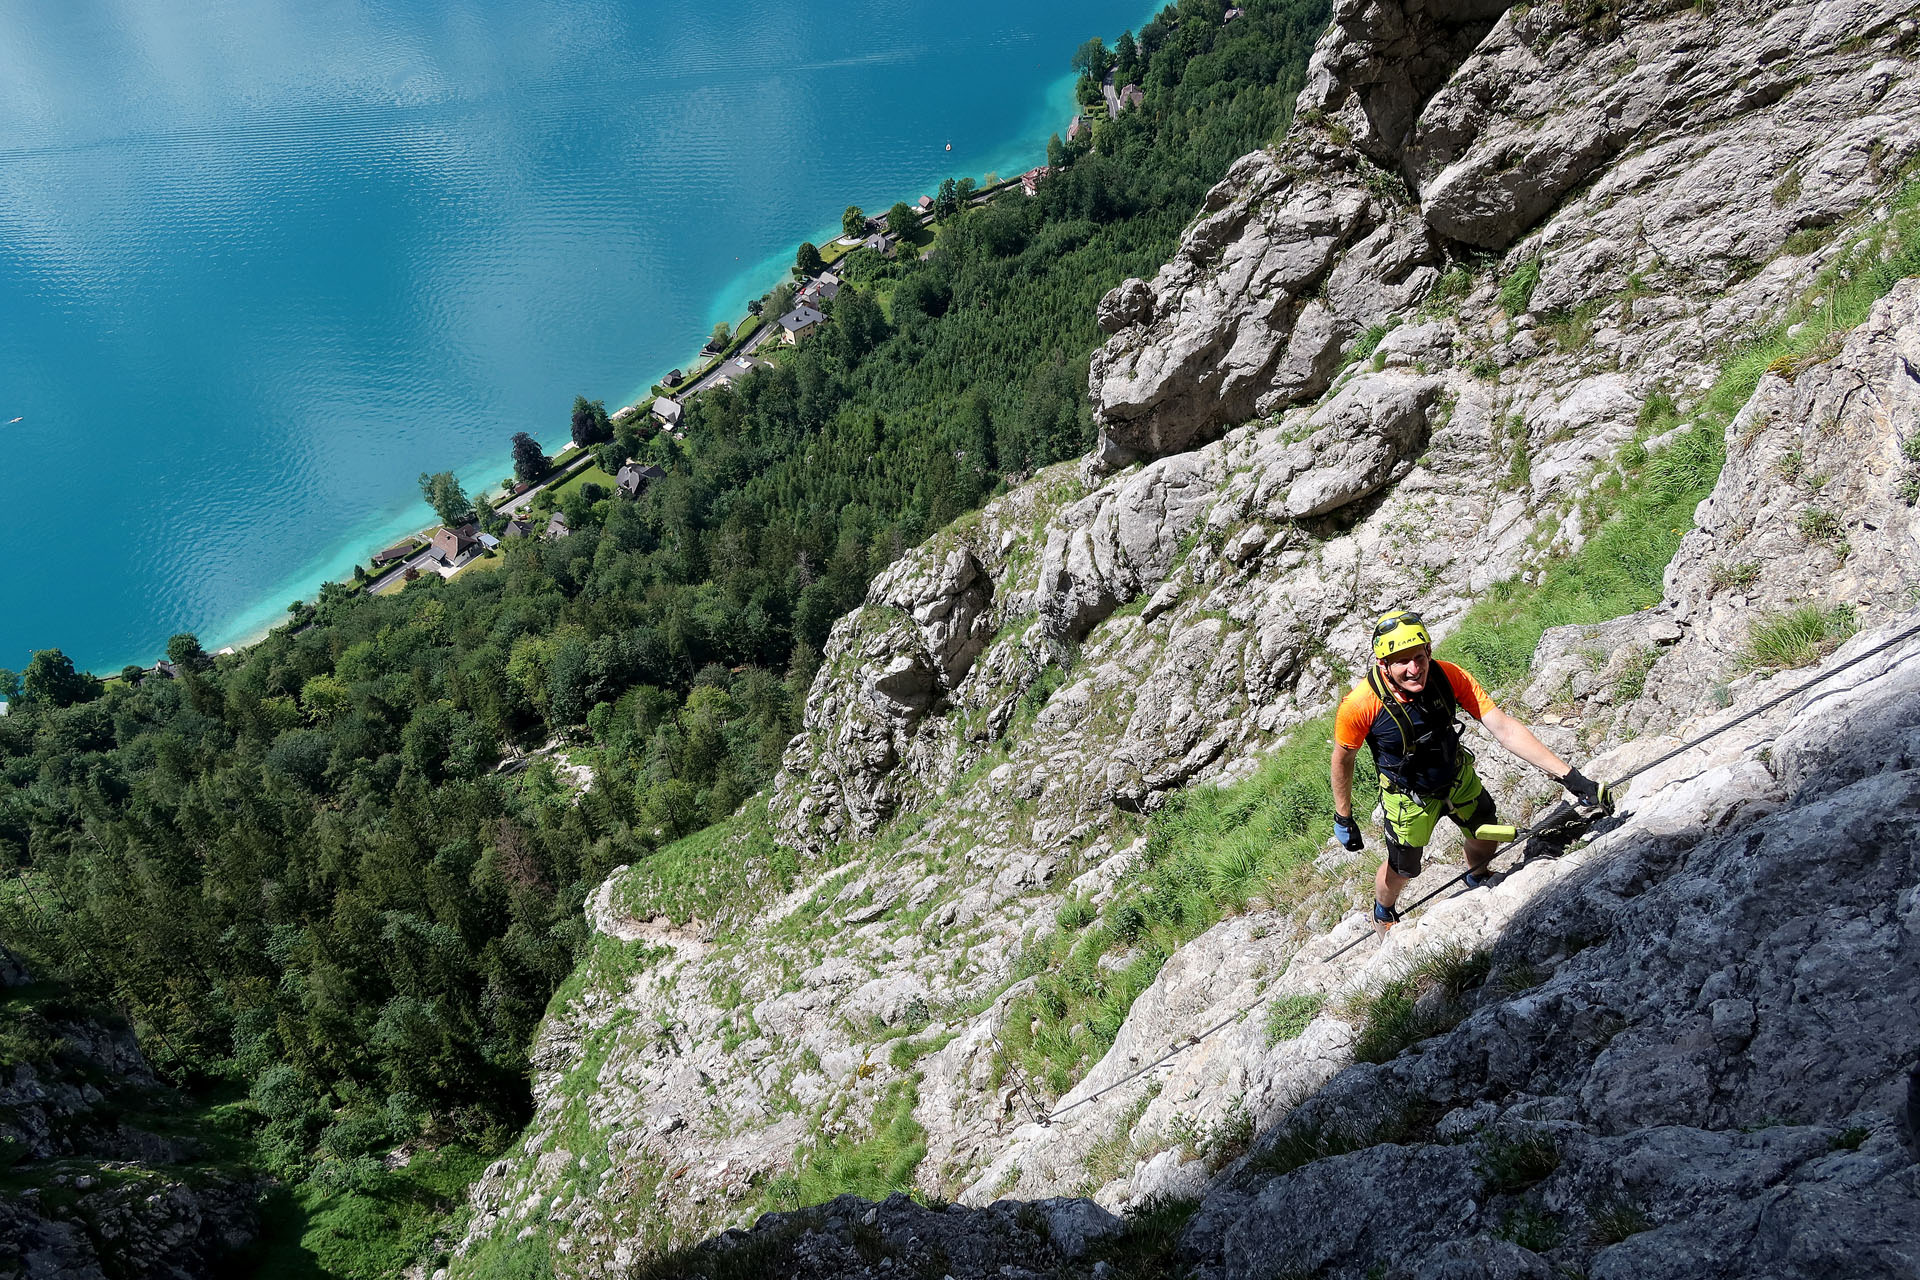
[1088,0,1920,466]
[0,949,264,1280]
[447,0,1920,1272]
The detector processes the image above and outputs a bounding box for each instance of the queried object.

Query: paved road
[1103,70,1121,118]
[365,452,594,595]
[678,321,780,399]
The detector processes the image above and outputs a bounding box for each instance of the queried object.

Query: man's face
[1383,644,1431,694]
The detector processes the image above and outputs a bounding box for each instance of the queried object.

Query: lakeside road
[364,452,594,596]
[343,183,1024,607]
[678,320,780,399]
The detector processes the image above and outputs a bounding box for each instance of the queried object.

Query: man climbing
[1330,609,1609,931]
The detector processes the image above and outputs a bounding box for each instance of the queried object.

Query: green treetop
[419,470,473,527]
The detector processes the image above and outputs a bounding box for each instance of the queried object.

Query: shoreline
[93,13,1145,676]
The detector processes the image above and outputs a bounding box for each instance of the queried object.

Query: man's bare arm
[1331,742,1359,818]
[1480,706,1571,778]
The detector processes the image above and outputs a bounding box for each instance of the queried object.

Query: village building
[430,523,481,568]
[545,510,570,539]
[652,397,683,428]
[779,304,826,344]
[862,230,896,257]
[1066,115,1085,143]
[371,538,416,567]
[1224,5,1244,19]
[712,355,771,388]
[502,518,532,539]
[616,461,667,499]
[799,271,841,305]
[916,195,933,213]
[662,368,685,387]
[1020,165,1052,197]
[476,532,501,552]
[151,660,176,680]
[1120,83,1144,110]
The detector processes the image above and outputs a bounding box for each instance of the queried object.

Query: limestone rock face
[0,948,263,1280]
[449,1,1920,1272]
[1037,449,1227,643]
[1298,0,1513,166]
[1090,0,1920,465]
[1088,155,1439,466]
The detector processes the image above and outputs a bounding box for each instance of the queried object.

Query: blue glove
[1333,813,1364,851]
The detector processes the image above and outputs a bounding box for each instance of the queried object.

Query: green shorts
[1381,751,1497,877]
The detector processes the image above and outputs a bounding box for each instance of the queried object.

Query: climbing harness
[1366,662,1464,800]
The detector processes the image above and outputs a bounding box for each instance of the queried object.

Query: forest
[0,0,1329,1227]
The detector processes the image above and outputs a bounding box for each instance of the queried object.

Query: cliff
[448,0,1920,1274]
[0,949,264,1280]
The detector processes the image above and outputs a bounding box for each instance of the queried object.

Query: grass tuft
[1346,945,1490,1064]
[1586,1192,1651,1244]
[1084,1193,1202,1280]
[1264,993,1326,1046]
[1476,1127,1561,1194]
[1742,604,1855,672]
[1499,260,1542,315]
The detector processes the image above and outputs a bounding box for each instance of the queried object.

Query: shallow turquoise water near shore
[0,0,1142,672]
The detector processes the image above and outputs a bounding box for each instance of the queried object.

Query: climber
[1330,609,1610,931]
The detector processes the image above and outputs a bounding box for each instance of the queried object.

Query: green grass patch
[1742,604,1856,672]
[1264,993,1326,1046]
[253,1145,491,1280]
[760,1078,926,1212]
[1346,944,1490,1064]
[1475,1126,1561,1194]
[1438,181,1920,697]
[614,797,797,932]
[548,463,617,502]
[1498,260,1541,315]
[1243,1092,1445,1182]
[1084,1194,1202,1280]
[998,719,1379,1096]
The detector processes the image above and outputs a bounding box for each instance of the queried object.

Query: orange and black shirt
[1335,661,1496,797]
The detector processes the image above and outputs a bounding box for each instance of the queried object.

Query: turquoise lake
[0,0,1143,673]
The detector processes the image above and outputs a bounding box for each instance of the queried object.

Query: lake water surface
[0,0,1139,672]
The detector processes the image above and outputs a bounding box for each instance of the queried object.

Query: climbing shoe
[1463,867,1495,889]
[1373,901,1401,929]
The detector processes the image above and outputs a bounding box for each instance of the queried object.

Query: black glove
[1333,813,1364,851]
[1561,767,1613,812]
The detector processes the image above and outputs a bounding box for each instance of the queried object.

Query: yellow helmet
[1372,609,1432,661]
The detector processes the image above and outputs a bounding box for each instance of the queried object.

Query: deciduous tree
[795,241,824,276]
[419,471,473,526]
[1071,36,1110,79]
[842,205,866,238]
[570,395,612,448]
[21,649,95,707]
[511,432,549,484]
